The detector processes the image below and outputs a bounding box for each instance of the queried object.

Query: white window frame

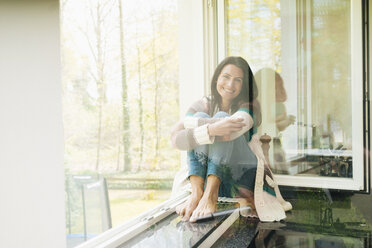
[74,192,189,248]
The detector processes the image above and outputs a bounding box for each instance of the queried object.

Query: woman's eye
[223,75,230,79]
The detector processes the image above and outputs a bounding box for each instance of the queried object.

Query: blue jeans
[188,112,258,198]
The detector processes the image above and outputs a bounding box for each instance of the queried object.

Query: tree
[118,0,131,172]
[151,12,160,168]
[135,19,145,169]
[62,0,180,173]
[80,0,115,171]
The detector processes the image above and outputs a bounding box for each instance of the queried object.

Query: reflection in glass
[226,0,352,178]
[119,203,235,247]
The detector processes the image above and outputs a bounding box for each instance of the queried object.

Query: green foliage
[61,0,180,173]
[311,0,352,139]
[226,0,282,71]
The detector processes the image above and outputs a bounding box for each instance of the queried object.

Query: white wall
[178,0,206,116]
[0,0,65,247]
[178,0,206,169]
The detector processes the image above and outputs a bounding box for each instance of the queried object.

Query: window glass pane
[226,0,353,178]
[61,0,179,246]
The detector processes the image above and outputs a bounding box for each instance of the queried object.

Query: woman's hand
[208,117,246,141]
[276,114,296,131]
[288,115,296,125]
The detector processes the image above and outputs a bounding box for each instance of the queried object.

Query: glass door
[217,0,368,191]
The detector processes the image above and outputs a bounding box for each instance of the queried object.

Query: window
[56,0,370,246]
[218,0,368,191]
[60,0,180,246]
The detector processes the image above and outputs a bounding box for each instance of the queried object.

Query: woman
[255,68,295,172]
[171,56,291,222]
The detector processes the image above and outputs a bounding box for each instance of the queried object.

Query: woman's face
[216,64,243,103]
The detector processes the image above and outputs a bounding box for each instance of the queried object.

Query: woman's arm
[208,110,253,141]
[171,100,254,150]
[228,110,254,140]
[170,120,184,148]
[171,98,245,150]
[171,122,214,151]
[172,117,246,150]
[276,113,295,131]
[171,98,216,151]
[182,97,219,128]
[211,101,256,141]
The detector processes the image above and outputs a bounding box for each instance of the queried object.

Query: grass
[108,189,172,227]
[66,188,172,234]
[65,170,175,234]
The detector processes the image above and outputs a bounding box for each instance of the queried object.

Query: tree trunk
[136,38,144,169]
[118,0,131,172]
[95,2,104,171]
[151,14,160,169]
[116,115,121,171]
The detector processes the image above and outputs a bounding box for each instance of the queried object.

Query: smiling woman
[171,56,291,223]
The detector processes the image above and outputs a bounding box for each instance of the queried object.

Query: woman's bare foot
[189,175,220,222]
[238,187,255,209]
[189,191,218,222]
[238,187,257,217]
[176,190,203,221]
[176,175,204,221]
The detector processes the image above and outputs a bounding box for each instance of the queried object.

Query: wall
[0,0,65,247]
[177,0,206,170]
[178,0,206,116]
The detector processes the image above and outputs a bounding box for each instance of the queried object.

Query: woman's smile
[222,87,235,94]
[216,64,243,107]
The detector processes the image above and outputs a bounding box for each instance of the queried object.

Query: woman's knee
[213,111,230,118]
[193,111,229,119]
[193,112,210,118]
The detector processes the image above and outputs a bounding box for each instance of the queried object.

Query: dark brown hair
[255,68,287,102]
[210,56,261,127]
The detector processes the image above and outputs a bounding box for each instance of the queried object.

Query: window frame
[215,0,370,192]
[74,192,189,248]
